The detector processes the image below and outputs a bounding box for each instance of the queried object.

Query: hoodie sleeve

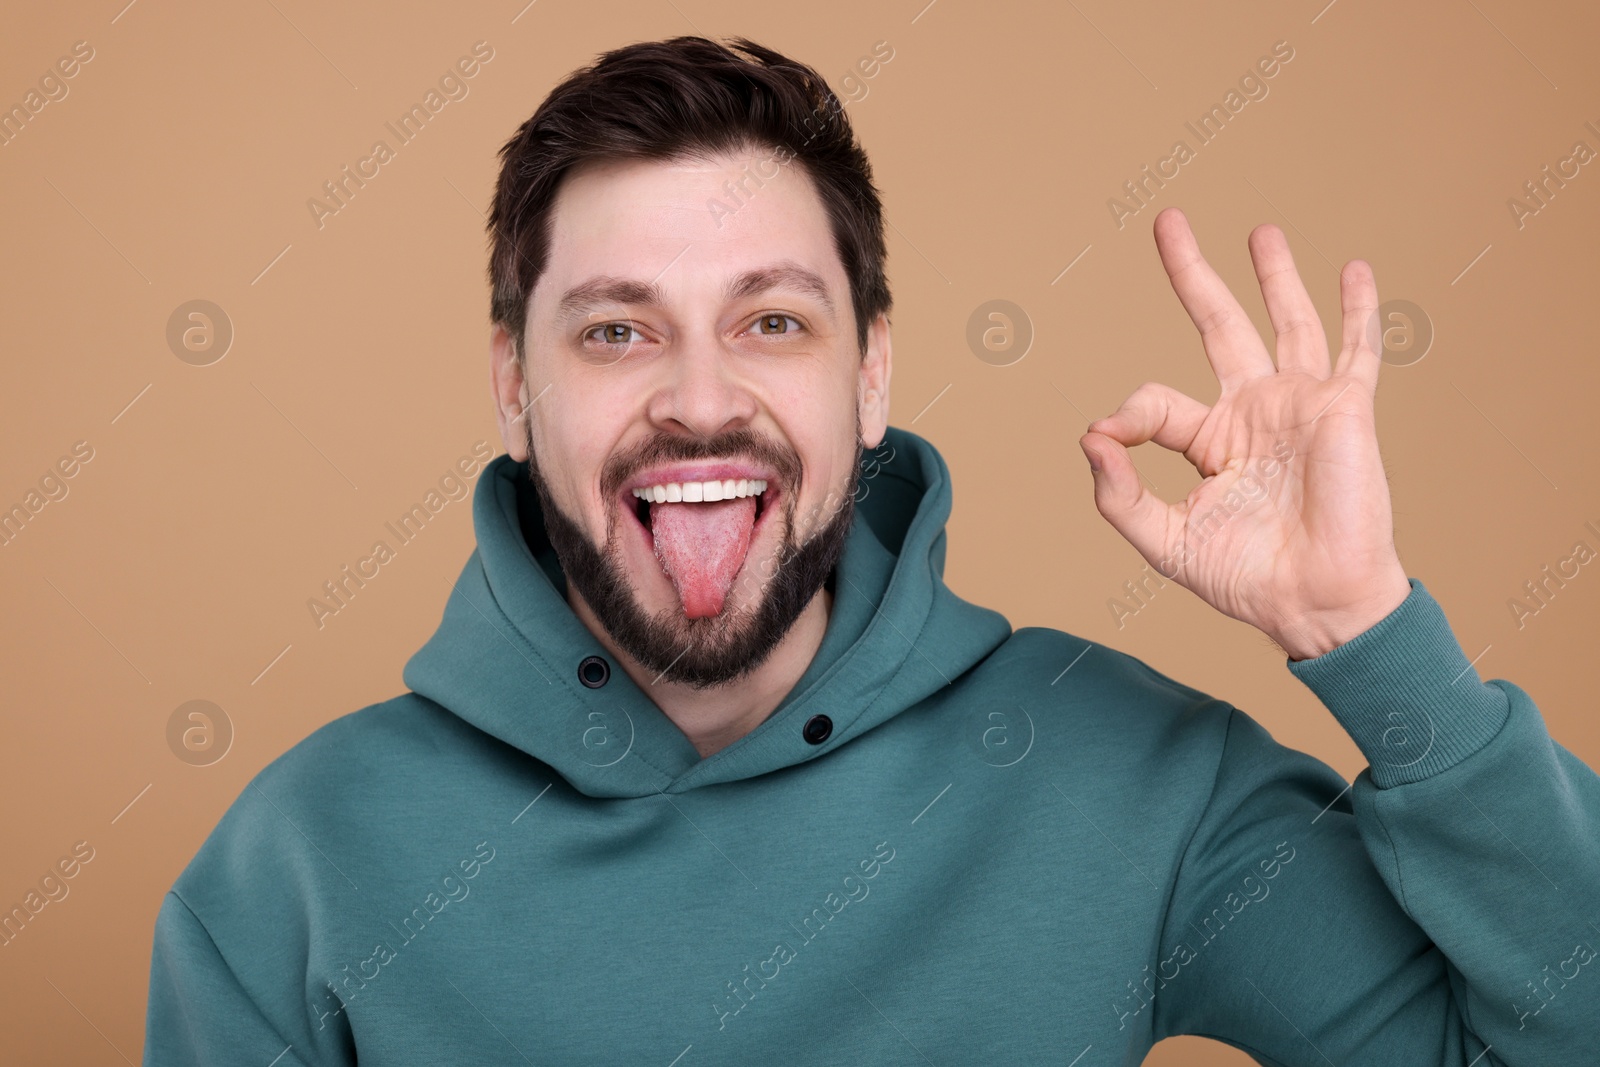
[1147,578,1600,1066]
[144,892,316,1067]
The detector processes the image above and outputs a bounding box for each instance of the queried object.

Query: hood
[402,425,1012,798]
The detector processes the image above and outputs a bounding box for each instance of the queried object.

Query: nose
[645,336,759,440]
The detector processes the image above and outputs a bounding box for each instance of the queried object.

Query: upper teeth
[631,478,768,503]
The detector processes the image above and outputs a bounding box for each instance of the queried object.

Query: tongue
[649,497,758,619]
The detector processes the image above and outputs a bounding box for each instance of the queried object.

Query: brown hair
[487,35,891,360]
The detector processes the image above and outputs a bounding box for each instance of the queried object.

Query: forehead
[535,149,846,313]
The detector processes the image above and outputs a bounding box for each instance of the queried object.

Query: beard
[524,421,861,689]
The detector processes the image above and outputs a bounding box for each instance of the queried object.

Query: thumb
[1080,431,1171,570]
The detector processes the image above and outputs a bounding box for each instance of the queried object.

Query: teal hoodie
[145,426,1600,1066]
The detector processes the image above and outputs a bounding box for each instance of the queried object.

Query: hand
[1080,207,1411,661]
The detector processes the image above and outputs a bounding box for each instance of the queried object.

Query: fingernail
[1082,443,1102,472]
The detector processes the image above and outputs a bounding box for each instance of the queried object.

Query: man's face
[490,147,892,688]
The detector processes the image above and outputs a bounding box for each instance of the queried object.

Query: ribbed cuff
[1285,578,1510,788]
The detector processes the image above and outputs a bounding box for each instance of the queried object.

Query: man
[144,35,1599,1066]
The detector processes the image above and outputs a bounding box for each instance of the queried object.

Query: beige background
[3,0,1598,1062]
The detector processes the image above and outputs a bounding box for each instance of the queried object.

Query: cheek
[783,439,855,540]
[532,414,613,526]
[768,384,863,516]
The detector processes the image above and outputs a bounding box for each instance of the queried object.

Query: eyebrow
[554,261,837,322]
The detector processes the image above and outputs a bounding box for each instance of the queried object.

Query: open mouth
[623,474,777,620]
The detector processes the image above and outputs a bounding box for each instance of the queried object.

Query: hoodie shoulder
[223,694,464,814]
[979,625,1237,778]
[1000,625,1227,709]
[167,693,512,920]
[253,693,473,791]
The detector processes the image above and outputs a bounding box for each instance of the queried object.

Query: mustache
[598,428,803,501]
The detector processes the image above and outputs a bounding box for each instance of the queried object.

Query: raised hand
[1079,207,1411,661]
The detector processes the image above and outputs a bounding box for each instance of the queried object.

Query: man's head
[485,36,893,688]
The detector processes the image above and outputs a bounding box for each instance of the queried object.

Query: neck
[568,586,833,759]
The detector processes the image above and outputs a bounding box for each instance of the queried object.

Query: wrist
[1277,567,1412,661]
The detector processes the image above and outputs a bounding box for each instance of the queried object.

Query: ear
[857,312,892,449]
[490,324,531,461]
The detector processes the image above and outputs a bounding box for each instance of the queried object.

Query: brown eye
[585,322,640,346]
[755,314,801,335]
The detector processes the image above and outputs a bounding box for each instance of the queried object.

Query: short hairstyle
[487,35,892,360]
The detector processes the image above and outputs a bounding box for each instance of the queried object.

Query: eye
[749,313,804,336]
[582,321,644,347]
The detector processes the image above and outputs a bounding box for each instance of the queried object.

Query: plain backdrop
[2,0,1597,1062]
